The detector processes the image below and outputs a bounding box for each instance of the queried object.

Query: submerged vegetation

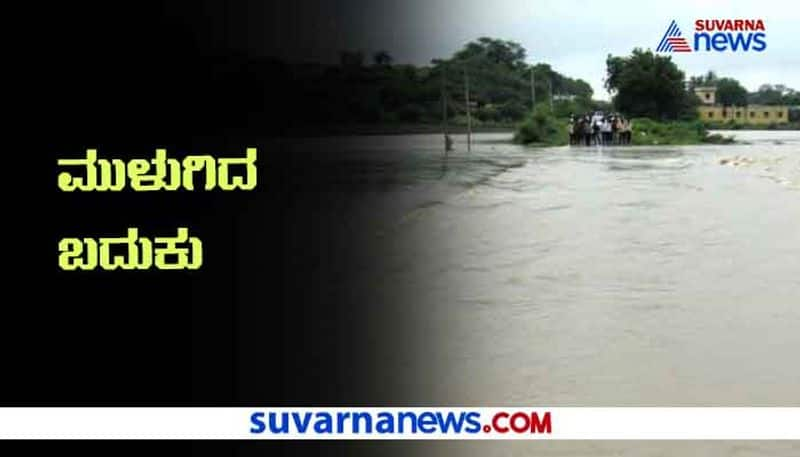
[513,104,567,145]
[514,115,735,147]
[630,118,733,145]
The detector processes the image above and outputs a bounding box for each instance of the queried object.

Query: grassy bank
[631,118,734,145]
[515,112,735,147]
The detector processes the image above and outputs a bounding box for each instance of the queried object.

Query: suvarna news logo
[657,19,766,53]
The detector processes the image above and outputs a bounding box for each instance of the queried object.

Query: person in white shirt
[601,118,613,145]
[591,112,603,145]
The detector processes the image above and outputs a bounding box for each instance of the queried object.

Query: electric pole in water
[441,66,451,154]
[464,68,472,152]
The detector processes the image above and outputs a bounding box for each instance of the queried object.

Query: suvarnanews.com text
[250,410,552,437]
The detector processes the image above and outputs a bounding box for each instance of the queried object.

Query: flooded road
[271,130,799,456]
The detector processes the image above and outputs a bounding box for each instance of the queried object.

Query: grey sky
[268,0,799,101]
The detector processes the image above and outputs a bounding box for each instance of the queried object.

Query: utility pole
[530,68,536,109]
[441,66,451,154]
[549,77,554,111]
[464,68,472,152]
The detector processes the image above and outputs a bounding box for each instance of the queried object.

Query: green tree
[605,49,698,120]
[433,38,594,122]
[454,37,528,70]
[688,70,717,90]
[514,103,566,145]
[783,89,800,106]
[713,77,748,106]
[749,84,791,105]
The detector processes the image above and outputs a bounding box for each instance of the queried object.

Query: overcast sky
[264,0,799,100]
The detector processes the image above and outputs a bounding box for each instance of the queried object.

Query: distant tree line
[603,49,800,123]
[277,37,598,129]
[750,84,800,106]
[688,71,800,107]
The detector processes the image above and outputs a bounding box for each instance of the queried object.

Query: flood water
[273,130,799,456]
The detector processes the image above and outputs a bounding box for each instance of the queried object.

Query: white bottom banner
[0,408,798,439]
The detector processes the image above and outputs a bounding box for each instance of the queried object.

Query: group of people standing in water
[568,112,632,146]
